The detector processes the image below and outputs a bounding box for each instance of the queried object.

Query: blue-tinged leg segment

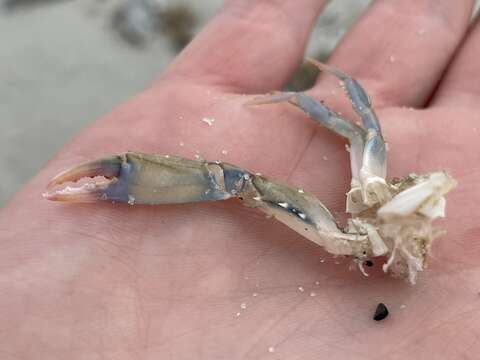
[246,92,366,184]
[307,58,389,206]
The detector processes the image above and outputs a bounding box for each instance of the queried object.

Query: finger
[163,0,327,93]
[315,0,474,108]
[431,15,480,107]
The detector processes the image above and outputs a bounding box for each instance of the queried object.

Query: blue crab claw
[44,152,242,204]
[44,155,123,202]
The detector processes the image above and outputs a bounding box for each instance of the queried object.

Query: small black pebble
[364,260,374,267]
[373,303,389,321]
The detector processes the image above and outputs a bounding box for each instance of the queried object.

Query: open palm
[2,1,480,359]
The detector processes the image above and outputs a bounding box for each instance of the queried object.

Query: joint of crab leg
[306,58,379,131]
[358,128,389,206]
[244,174,370,256]
[246,91,367,197]
[346,136,367,214]
[361,174,390,206]
[349,219,388,256]
[346,182,367,214]
[306,59,390,206]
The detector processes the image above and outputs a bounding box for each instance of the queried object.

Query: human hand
[1,1,480,358]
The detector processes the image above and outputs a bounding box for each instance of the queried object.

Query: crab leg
[307,58,389,206]
[246,92,367,213]
[45,151,369,255]
[246,92,365,179]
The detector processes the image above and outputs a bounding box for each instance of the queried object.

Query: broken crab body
[45,151,369,256]
[45,61,457,283]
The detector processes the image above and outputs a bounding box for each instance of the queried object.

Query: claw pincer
[46,152,252,204]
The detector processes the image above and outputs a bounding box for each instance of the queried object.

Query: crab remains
[44,60,456,284]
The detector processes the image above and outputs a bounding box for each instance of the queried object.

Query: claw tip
[44,155,122,203]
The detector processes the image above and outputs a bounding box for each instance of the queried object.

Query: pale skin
[1,0,480,358]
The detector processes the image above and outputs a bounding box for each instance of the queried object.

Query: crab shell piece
[374,172,456,283]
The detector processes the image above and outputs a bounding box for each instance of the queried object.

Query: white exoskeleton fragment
[43,60,456,284]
